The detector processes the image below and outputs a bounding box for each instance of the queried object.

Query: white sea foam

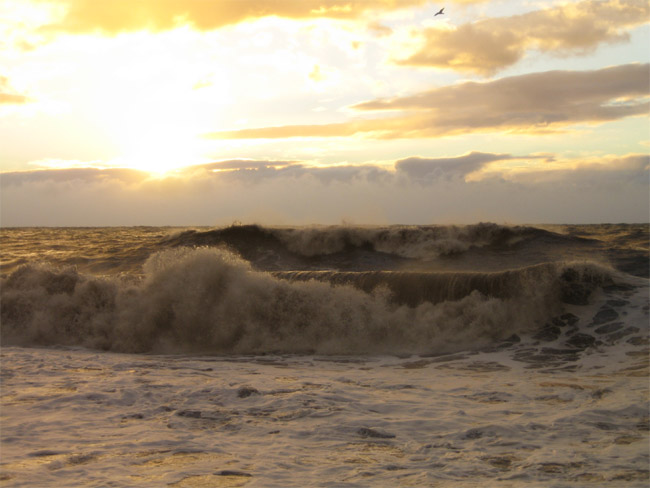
[1,330,648,486]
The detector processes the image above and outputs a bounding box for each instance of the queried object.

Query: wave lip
[274,263,609,307]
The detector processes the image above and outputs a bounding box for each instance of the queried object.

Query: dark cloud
[182,159,391,185]
[302,165,391,184]
[395,152,513,182]
[179,160,306,185]
[397,0,650,75]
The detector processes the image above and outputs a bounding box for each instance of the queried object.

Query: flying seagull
[435,7,445,16]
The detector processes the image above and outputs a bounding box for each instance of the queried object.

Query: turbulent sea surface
[1,223,648,486]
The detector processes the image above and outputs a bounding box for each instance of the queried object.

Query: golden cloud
[38,0,433,34]
[397,0,650,75]
[206,63,650,140]
[0,76,29,104]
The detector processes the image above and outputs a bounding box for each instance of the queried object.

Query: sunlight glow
[112,123,207,176]
[53,29,235,175]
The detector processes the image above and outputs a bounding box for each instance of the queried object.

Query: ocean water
[1,223,648,486]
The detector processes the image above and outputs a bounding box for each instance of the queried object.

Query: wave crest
[163,223,584,260]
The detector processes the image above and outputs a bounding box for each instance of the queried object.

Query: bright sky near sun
[0,0,648,225]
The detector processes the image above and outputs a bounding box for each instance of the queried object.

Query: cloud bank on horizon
[2,152,648,226]
[0,0,648,225]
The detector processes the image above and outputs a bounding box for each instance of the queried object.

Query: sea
[1,223,648,487]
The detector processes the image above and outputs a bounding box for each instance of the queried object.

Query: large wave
[162,223,589,262]
[1,247,617,355]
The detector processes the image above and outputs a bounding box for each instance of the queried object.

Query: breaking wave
[162,223,590,262]
[1,247,619,355]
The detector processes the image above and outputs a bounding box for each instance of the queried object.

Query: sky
[0,0,648,226]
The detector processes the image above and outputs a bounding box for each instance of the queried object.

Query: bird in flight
[435,7,445,16]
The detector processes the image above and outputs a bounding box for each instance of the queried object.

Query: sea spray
[1,247,615,355]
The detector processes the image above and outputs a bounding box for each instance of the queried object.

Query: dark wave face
[160,223,647,276]
[1,223,647,355]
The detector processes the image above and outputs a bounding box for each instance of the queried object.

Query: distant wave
[1,247,622,355]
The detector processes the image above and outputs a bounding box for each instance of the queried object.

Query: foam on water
[1,284,648,487]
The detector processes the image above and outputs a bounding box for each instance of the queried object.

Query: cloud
[206,121,380,140]
[0,167,148,186]
[206,63,650,140]
[186,159,300,172]
[395,152,514,181]
[181,159,392,185]
[367,21,393,37]
[397,0,650,75]
[2,152,648,226]
[507,153,649,185]
[37,0,433,34]
[0,76,29,104]
[2,152,647,225]
[185,153,574,186]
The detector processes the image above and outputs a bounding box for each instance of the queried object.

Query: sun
[113,122,206,176]
[102,91,214,176]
